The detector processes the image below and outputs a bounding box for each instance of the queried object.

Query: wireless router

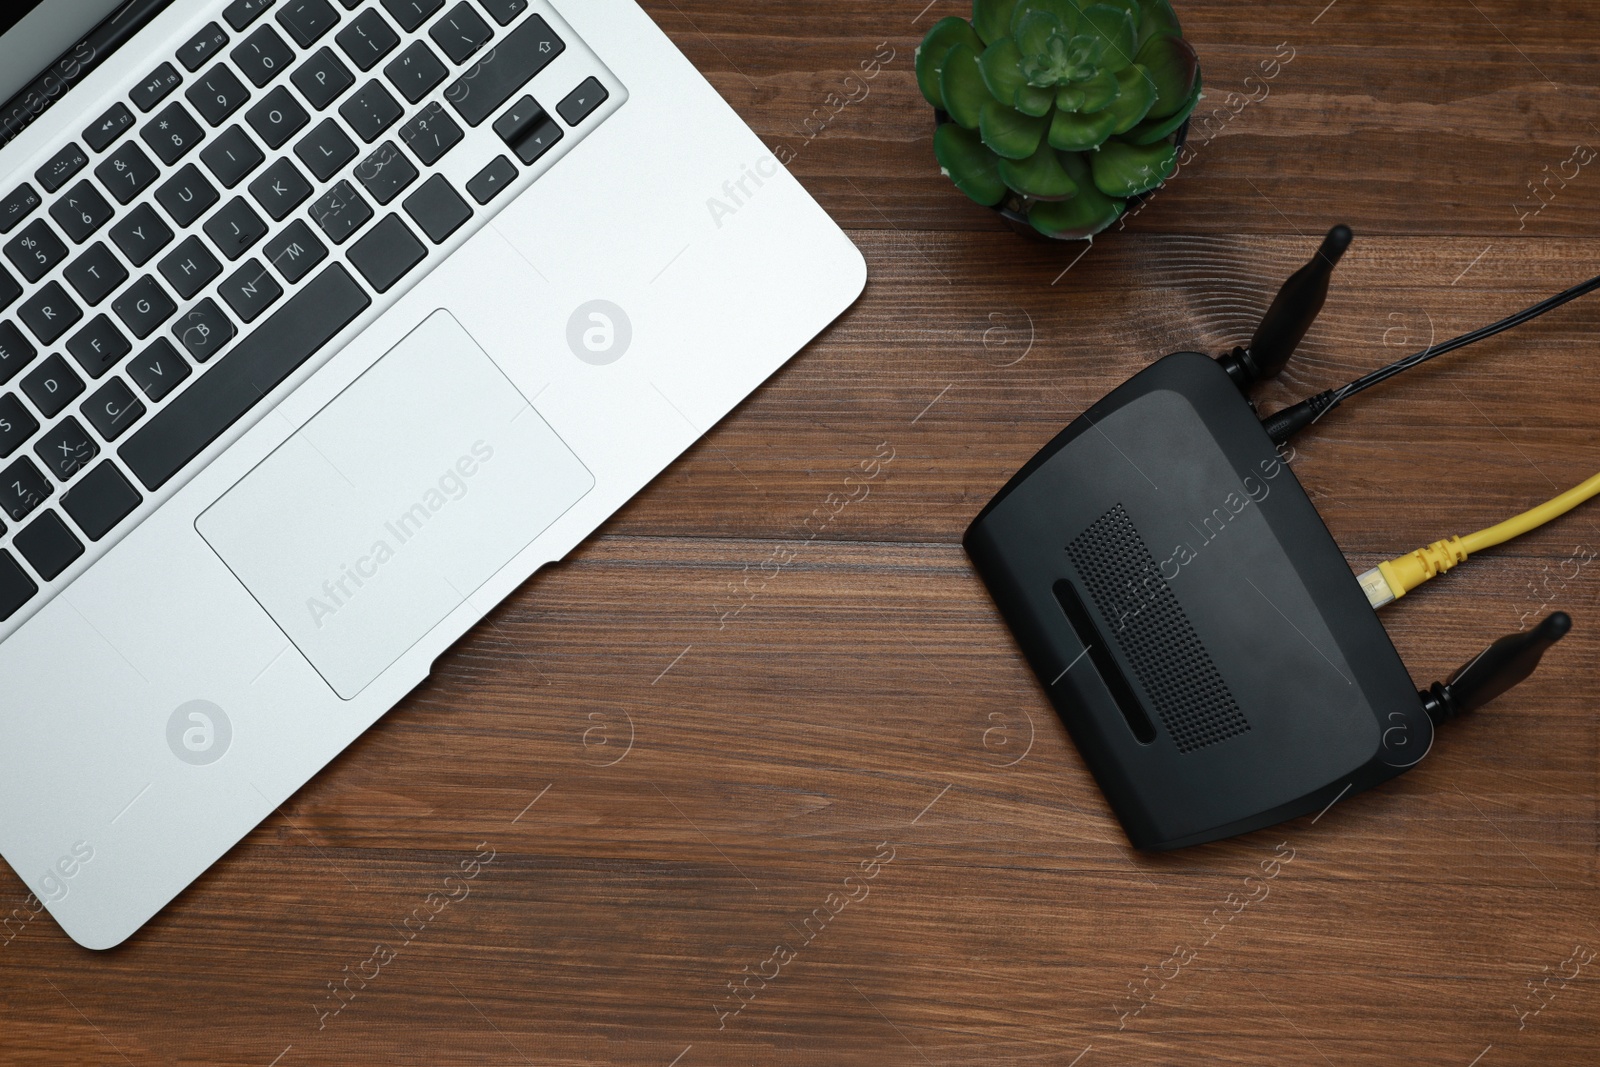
[966,227,1577,850]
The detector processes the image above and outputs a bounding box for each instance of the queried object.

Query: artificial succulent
[918,0,1201,238]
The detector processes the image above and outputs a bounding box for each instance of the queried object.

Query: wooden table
[6,2,1599,1063]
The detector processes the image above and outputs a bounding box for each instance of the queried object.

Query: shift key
[442,16,565,127]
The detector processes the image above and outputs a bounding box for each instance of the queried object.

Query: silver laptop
[0,0,864,948]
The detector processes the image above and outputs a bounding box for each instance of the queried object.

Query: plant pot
[933,111,1191,243]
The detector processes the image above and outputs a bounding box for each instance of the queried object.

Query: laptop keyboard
[0,0,620,627]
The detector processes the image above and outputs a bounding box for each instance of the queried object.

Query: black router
[966,227,1572,850]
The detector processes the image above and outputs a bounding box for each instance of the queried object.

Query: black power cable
[1262,269,1600,444]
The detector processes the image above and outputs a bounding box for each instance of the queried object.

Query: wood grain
[4,1,1599,1064]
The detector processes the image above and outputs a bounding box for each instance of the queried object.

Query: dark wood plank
[4,1,1599,1065]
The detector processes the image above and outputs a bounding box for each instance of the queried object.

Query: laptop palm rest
[197,310,593,699]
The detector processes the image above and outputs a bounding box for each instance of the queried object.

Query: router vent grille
[1067,504,1250,753]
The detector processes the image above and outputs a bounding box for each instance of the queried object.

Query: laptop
[0,0,864,948]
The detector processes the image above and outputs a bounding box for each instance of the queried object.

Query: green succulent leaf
[1082,4,1139,72]
[1029,156,1124,237]
[1014,10,1064,57]
[998,141,1080,200]
[972,0,1022,45]
[1135,31,1199,118]
[1073,69,1122,112]
[940,42,993,129]
[916,16,984,109]
[1137,0,1182,47]
[980,99,1049,158]
[1091,137,1177,196]
[1047,105,1119,151]
[1123,74,1199,144]
[1009,0,1080,39]
[1022,30,1101,85]
[978,36,1028,102]
[1055,86,1087,111]
[935,122,1008,205]
[1016,83,1056,116]
[1104,63,1158,134]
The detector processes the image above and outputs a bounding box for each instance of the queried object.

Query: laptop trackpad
[198,310,594,699]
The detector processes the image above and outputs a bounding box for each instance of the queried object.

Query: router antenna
[1420,612,1571,725]
[1220,224,1352,389]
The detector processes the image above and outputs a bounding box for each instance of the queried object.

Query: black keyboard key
[94,140,161,205]
[0,184,40,234]
[19,284,82,346]
[35,143,89,194]
[0,457,51,523]
[0,323,36,385]
[444,16,564,127]
[112,276,178,339]
[159,237,223,298]
[430,3,491,63]
[15,510,83,580]
[21,354,84,417]
[49,181,115,243]
[383,0,444,32]
[384,40,447,104]
[246,85,310,148]
[131,63,183,112]
[109,204,174,266]
[0,551,37,619]
[278,0,340,46]
[172,298,236,363]
[34,417,99,480]
[233,25,295,87]
[200,125,266,187]
[123,265,369,490]
[466,154,515,203]
[477,0,526,26]
[5,219,68,283]
[402,174,470,243]
[219,258,284,321]
[84,103,136,152]
[336,8,400,71]
[80,379,146,444]
[293,47,354,109]
[62,461,142,540]
[0,394,39,457]
[294,117,357,180]
[156,164,220,227]
[557,77,609,126]
[62,459,142,540]
[339,80,402,142]
[63,243,128,306]
[127,338,191,402]
[141,102,206,165]
[398,102,462,165]
[347,214,424,293]
[178,22,231,72]
[263,219,327,282]
[224,0,276,32]
[309,180,372,243]
[127,335,191,403]
[205,197,269,260]
[66,316,131,379]
[493,94,561,164]
[0,266,17,312]
[249,158,313,221]
[354,140,417,204]
[186,63,251,126]
[335,0,360,8]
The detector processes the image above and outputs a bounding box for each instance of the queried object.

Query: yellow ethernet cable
[1358,472,1600,609]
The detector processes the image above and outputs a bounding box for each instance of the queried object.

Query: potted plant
[918,0,1201,239]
